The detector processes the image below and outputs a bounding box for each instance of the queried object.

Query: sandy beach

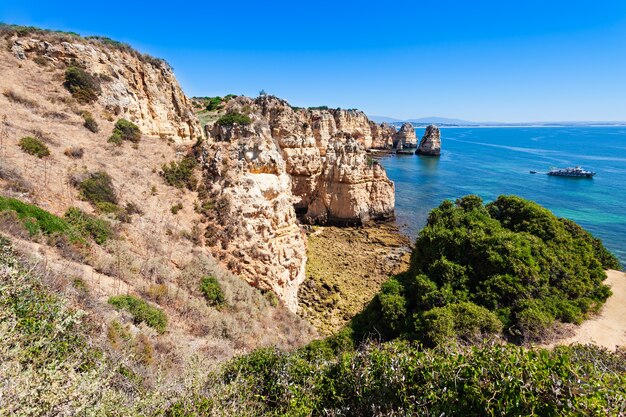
[548,269,626,350]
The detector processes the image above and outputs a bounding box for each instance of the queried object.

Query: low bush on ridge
[216,112,251,126]
[165,341,626,416]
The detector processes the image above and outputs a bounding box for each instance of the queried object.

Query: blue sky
[2,1,626,122]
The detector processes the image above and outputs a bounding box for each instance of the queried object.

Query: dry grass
[0,34,317,385]
[3,89,38,108]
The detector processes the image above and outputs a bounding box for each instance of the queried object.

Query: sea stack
[416,125,441,156]
[393,122,417,148]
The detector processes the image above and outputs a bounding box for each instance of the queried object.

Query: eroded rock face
[201,121,307,312]
[9,36,201,143]
[370,122,396,149]
[199,96,396,310]
[416,124,441,156]
[394,122,417,148]
[304,137,395,225]
[221,96,395,225]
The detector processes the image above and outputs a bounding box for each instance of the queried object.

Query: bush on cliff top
[216,112,251,126]
[346,195,619,345]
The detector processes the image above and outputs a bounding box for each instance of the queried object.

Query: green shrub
[0,196,69,237]
[215,112,251,126]
[170,203,183,215]
[348,195,617,345]
[78,171,118,207]
[205,96,223,111]
[108,295,167,333]
[161,156,197,189]
[421,302,503,345]
[64,207,112,244]
[199,276,225,307]
[82,111,99,133]
[213,341,626,416]
[18,136,50,158]
[109,119,141,144]
[64,66,101,103]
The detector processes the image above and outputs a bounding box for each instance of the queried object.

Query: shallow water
[378,126,626,265]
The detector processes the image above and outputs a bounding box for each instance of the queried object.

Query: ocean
[378,126,626,265]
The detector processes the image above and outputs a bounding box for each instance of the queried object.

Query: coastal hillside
[0,24,317,380]
[1,23,626,416]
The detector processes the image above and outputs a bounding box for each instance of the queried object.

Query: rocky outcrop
[201,121,307,312]
[416,125,441,156]
[199,96,396,309]
[225,96,395,225]
[8,35,201,143]
[370,122,396,149]
[393,122,417,149]
[304,137,395,225]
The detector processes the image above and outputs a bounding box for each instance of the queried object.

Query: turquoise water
[378,127,626,265]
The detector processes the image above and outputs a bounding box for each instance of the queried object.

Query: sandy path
[551,270,626,350]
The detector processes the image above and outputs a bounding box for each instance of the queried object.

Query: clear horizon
[2,1,626,122]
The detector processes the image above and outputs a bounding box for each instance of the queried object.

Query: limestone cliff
[198,96,395,310]
[416,124,441,156]
[393,122,417,149]
[218,96,395,225]
[6,31,201,142]
[201,121,307,312]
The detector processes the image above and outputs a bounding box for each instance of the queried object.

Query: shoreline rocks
[393,122,417,149]
[416,124,441,156]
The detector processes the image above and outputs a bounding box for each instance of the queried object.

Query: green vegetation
[346,195,619,345]
[170,202,183,215]
[0,237,107,410]
[161,156,197,189]
[64,66,101,103]
[0,196,112,246]
[307,105,329,111]
[108,295,167,334]
[199,276,225,307]
[109,119,141,145]
[78,171,118,208]
[216,112,252,126]
[210,341,626,416]
[205,96,224,111]
[82,111,99,133]
[64,207,112,244]
[18,136,50,158]
[0,196,69,237]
